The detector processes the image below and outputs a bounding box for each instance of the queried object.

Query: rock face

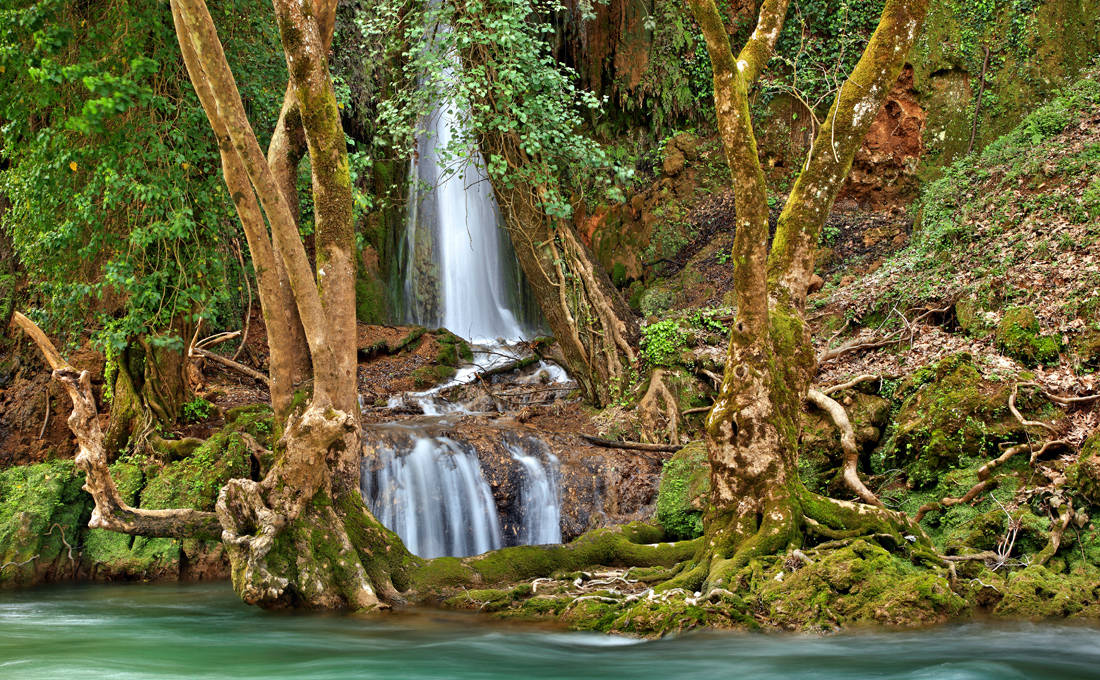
[362,417,662,548]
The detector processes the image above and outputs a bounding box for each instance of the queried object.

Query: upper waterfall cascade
[401,63,536,344]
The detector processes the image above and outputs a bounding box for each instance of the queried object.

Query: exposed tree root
[914,439,1070,521]
[806,389,883,506]
[655,486,937,598]
[407,523,700,600]
[638,368,681,444]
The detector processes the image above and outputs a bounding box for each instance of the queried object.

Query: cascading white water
[507,441,562,546]
[361,427,564,558]
[362,434,502,559]
[402,60,528,343]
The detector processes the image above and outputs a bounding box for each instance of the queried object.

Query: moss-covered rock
[882,354,1026,488]
[992,565,1100,619]
[1068,431,1100,507]
[1070,328,1100,371]
[655,442,709,540]
[995,306,1062,367]
[755,540,969,629]
[0,461,90,588]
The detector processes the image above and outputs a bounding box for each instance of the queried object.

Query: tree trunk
[669,0,937,593]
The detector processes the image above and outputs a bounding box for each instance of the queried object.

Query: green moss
[993,565,1100,619]
[1067,431,1100,506]
[411,365,457,388]
[0,461,90,587]
[756,540,969,629]
[882,354,1024,487]
[140,433,251,511]
[995,306,1062,367]
[655,442,709,539]
[355,274,386,324]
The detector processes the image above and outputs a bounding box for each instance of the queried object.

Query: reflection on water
[2,583,1099,680]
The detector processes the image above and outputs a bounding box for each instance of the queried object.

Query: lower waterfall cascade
[360,425,564,558]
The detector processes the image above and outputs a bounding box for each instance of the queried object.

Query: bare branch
[191,346,271,387]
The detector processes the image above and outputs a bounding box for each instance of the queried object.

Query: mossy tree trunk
[670,0,938,593]
[103,334,194,458]
[13,0,416,609]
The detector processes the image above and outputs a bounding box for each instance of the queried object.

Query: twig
[195,331,241,350]
[682,404,713,415]
[190,347,271,387]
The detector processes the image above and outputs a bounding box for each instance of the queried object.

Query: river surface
[2,583,1099,679]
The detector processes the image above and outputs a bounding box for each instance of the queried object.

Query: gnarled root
[806,388,882,506]
[408,523,700,600]
[660,486,937,597]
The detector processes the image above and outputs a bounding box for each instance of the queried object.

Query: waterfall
[362,434,503,559]
[361,427,563,558]
[507,440,562,546]
[401,61,534,343]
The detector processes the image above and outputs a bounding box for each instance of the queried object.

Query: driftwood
[12,312,222,540]
[579,434,681,454]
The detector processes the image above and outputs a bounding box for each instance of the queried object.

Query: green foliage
[765,0,885,115]
[0,0,285,350]
[181,397,214,424]
[640,319,687,367]
[624,1,716,134]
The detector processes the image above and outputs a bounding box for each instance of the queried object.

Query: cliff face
[556,0,1100,207]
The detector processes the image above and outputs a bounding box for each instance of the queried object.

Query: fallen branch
[12,312,222,541]
[822,373,897,396]
[806,388,883,507]
[579,434,681,454]
[191,346,271,387]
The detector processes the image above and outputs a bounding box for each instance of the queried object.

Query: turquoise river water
[2,583,1099,679]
